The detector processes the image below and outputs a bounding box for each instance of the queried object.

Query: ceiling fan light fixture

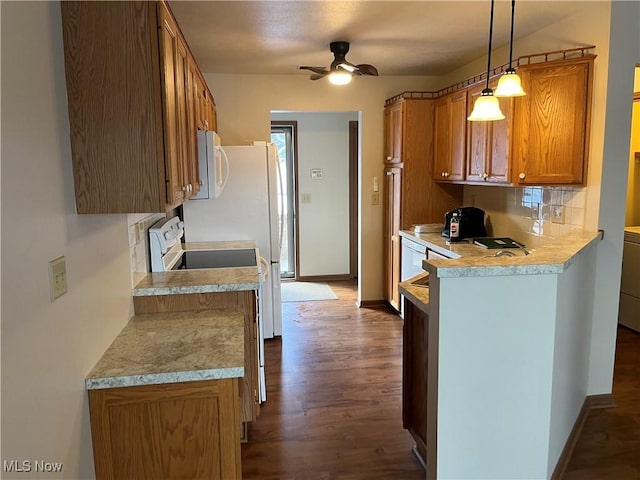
[468,88,505,121]
[495,68,526,97]
[328,71,352,85]
[468,0,504,122]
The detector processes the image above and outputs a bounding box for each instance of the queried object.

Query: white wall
[1,3,134,477]
[588,0,639,394]
[205,73,440,302]
[435,273,558,479]
[271,112,357,277]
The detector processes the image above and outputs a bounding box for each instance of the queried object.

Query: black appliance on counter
[442,206,487,240]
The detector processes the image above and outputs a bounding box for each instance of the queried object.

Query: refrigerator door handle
[259,256,270,279]
[274,150,285,253]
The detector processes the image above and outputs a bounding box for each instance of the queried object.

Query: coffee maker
[442,207,487,239]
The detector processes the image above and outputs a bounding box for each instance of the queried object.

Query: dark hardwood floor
[242,280,640,479]
[563,325,640,479]
[241,280,423,479]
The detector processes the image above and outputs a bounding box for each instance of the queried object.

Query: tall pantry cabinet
[383,95,463,311]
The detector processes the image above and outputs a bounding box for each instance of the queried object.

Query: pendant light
[468,0,505,121]
[495,0,526,97]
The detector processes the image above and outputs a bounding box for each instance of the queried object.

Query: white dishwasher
[400,236,428,317]
[619,227,640,332]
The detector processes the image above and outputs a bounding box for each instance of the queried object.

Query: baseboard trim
[551,393,615,480]
[356,299,388,309]
[297,274,354,282]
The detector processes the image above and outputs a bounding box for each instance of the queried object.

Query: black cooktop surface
[171,249,257,270]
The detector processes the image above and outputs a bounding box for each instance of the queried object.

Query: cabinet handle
[483,173,489,180]
[386,156,392,161]
[182,185,188,192]
[519,172,526,180]
[199,180,204,186]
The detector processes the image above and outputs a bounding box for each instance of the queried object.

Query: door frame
[271,121,299,280]
[349,120,359,279]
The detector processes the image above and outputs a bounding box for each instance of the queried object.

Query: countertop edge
[401,230,600,278]
[86,366,245,390]
[133,281,260,297]
[398,273,430,314]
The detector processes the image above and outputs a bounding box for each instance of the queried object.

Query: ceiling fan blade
[299,66,329,75]
[355,64,379,76]
[310,73,326,81]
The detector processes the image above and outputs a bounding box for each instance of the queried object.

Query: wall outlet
[301,193,312,203]
[531,203,539,220]
[371,192,380,205]
[551,205,565,224]
[48,256,67,301]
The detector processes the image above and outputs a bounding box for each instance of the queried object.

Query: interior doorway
[271,121,298,279]
[271,112,358,281]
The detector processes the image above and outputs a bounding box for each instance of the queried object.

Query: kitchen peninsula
[398,230,601,479]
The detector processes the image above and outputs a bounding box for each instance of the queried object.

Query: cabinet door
[448,90,467,181]
[384,166,402,310]
[466,82,512,184]
[206,94,218,133]
[466,84,490,183]
[433,96,451,180]
[175,35,193,199]
[89,379,241,480]
[513,58,592,185]
[434,91,466,182]
[185,56,201,196]
[158,4,185,207]
[384,102,403,163]
[402,298,428,464]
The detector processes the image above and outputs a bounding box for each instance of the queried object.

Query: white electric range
[148,215,267,402]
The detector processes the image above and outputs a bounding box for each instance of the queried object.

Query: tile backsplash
[127,213,166,287]
[464,185,587,248]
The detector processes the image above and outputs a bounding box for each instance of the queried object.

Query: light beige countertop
[86,310,244,390]
[399,229,600,278]
[398,272,430,314]
[134,240,261,296]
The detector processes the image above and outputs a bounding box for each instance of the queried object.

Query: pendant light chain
[485,0,496,92]
[508,0,515,70]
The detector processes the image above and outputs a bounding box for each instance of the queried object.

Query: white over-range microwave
[194,130,229,199]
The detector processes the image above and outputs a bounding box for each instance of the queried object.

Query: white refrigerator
[183,143,283,400]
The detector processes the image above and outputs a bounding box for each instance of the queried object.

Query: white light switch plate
[48,256,67,301]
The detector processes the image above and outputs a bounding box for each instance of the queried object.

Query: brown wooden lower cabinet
[133,291,260,426]
[402,297,428,467]
[88,378,241,480]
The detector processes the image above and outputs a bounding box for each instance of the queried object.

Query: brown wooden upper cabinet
[512,56,594,186]
[61,1,216,214]
[384,102,404,164]
[434,90,467,182]
[466,81,513,184]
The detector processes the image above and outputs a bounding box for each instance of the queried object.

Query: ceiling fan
[299,41,379,85]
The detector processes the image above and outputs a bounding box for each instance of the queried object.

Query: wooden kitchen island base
[89,378,241,480]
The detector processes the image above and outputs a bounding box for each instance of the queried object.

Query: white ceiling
[169,1,587,77]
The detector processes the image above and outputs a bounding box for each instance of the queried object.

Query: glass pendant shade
[495,70,526,97]
[328,71,352,85]
[467,89,505,121]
